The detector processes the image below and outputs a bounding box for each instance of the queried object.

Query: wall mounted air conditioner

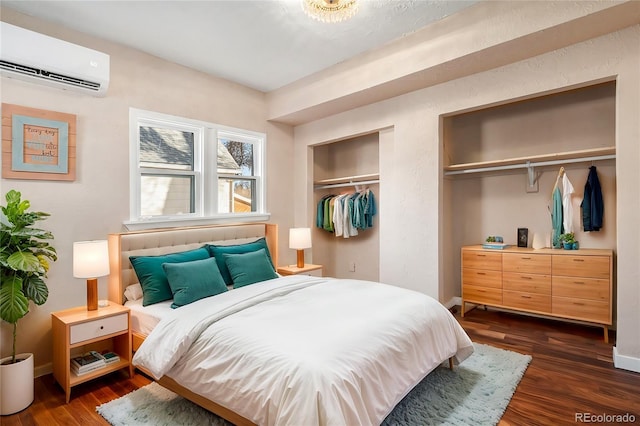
[0,22,110,96]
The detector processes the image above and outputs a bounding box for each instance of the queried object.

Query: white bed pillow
[124,283,143,301]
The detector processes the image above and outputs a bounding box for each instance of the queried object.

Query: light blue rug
[97,343,531,426]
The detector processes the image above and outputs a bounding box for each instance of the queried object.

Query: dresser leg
[603,326,609,344]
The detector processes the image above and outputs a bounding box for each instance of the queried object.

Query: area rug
[97,343,531,426]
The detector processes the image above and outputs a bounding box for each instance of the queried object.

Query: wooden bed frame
[108,222,277,426]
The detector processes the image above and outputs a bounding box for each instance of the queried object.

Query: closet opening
[442,80,617,308]
[312,132,380,280]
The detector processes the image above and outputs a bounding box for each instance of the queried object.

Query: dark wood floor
[3,308,640,426]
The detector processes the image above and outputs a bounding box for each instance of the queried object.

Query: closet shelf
[314,173,380,190]
[444,147,616,176]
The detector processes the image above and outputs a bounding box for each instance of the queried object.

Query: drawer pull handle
[521,276,533,280]
[477,254,486,257]
[572,258,585,262]
[521,295,532,299]
[477,272,486,275]
[521,257,531,260]
[574,281,585,285]
[573,302,585,306]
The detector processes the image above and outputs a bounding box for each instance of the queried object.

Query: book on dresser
[71,352,106,375]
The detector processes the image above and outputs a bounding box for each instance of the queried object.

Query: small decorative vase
[563,243,573,250]
[573,241,579,250]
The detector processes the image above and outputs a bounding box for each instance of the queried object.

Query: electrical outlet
[349,261,356,272]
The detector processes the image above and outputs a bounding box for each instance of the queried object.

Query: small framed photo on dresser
[517,228,528,247]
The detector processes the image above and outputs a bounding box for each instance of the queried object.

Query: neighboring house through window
[128,108,267,228]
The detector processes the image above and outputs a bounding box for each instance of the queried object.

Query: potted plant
[559,232,576,250]
[0,190,57,415]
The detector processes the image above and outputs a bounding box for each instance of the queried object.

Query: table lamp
[73,240,110,311]
[289,228,312,268]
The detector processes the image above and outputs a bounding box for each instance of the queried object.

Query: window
[129,109,267,226]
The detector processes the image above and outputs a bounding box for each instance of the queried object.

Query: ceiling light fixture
[302,0,359,23]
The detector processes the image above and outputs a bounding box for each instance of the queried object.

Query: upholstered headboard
[108,223,278,304]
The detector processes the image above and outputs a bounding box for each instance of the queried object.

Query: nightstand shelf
[277,264,323,277]
[52,303,132,402]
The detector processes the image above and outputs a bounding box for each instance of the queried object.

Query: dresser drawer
[503,272,551,294]
[70,313,128,345]
[553,276,609,301]
[463,285,502,305]
[462,250,502,271]
[552,297,610,324]
[462,268,502,289]
[503,290,551,313]
[503,253,551,274]
[552,255,609,279]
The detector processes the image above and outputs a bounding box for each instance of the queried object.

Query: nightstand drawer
[70,313,128,344]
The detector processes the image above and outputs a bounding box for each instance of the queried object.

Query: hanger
[551,166,565,197]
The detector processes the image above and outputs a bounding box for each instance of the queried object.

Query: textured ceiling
[2,0,478,92]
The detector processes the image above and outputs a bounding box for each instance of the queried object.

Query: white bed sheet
[125,299,173,335]
[133,275,474,426]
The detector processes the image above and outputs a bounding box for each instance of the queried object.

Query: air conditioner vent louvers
[0,59,101,91]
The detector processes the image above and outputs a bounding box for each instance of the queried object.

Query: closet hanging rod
[314,179,380,190]
[444,154,616,176]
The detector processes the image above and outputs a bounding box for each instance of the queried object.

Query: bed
[108,223,474,426]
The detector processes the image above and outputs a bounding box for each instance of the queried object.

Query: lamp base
[87,278,98,311]
[296,250,305,268]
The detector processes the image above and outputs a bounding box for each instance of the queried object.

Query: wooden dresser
[461,245,613,342]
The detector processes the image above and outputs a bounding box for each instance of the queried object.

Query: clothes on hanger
[316,189,376,237]
[550,167,565,248]
[551,185,563,248]
[582,166,604,231]
[561,172,575,234]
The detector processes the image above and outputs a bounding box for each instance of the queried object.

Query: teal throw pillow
[224,248,278,288]
[207,238,274,285]
[162,257,228,308]
[129,246,210,306]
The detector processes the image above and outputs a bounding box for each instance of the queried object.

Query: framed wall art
[517,227,529,248]
[2,103,76,181]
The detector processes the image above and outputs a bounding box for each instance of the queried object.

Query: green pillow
[224,248,278,288]
[162,257,228,309]
[130,246,210,306]
[207,238,274,285]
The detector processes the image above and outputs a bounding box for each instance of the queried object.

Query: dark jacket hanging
[581,166,604,231]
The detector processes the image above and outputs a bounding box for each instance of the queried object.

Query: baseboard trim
[35,362,52,378]
[444,296,461,309]
[613,346,640,373]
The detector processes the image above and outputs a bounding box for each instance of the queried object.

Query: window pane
[141,175,194,216]
[140,126,194,170]
[218,178,255,213]
[218,139,253,176]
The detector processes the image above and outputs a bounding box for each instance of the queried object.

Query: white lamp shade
[289,228,312,250]
[73,240,110,278]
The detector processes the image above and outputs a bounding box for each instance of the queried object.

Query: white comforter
[133,275,474,426]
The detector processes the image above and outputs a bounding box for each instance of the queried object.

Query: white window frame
[127,108,269,230]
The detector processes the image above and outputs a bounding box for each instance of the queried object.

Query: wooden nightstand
[51,303,132,403]
[277,264,323,277]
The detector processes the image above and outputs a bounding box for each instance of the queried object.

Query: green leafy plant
[559,233,576,244]
[0,190,57,364]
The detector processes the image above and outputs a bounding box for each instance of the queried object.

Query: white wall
[0,8,295,373]
[292,24,640,370]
